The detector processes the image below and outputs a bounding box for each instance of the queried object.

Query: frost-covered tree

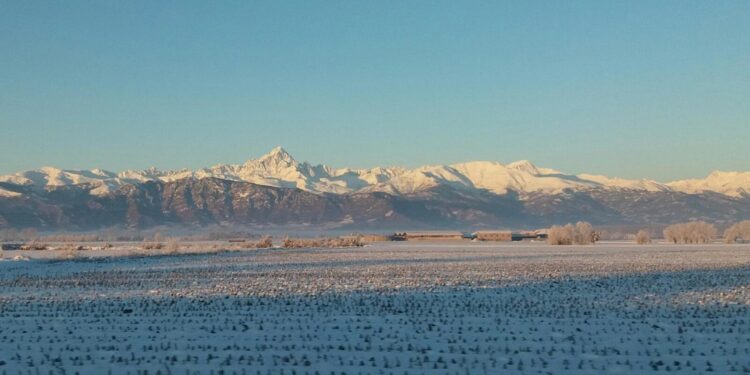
[574,221,596,245]
[723,220,750,243]
[663,221,717,244]
[547,224,573,245]
[548,221,597,245]
[635,230,651,245]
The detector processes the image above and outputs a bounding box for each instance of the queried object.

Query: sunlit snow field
[1,242,750,374]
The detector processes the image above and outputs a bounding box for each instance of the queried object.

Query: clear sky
[1,0,748,181]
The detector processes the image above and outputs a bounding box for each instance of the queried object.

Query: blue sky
[1,0,748,181]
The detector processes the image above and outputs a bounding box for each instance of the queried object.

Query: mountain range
[1,147,749,230]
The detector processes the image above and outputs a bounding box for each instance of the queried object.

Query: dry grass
[140,242,164,250]
[282,236,364,249]
[20,242,48,251]
[165,241,181,254]
[58,248,85,260]
[240,236,274,249]
[58,243,86,251]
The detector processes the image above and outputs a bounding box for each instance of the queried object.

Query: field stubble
[1,242,750,374]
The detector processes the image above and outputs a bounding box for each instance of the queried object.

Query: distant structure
[473,230,547,241]
[343,234,390,243]
[390,231,464,241]
[390,230,547,242]
[474,231,512,241]
[511,231,548,241]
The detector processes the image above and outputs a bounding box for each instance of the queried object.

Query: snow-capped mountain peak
[667,171,750,197]
[1,147,749,199]
[506,160,540,174]
[253,146,297,167]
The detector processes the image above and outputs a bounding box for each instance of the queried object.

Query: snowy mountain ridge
[1,146,748,198]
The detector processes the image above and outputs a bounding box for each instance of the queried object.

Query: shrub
[547,225,574,245]
[140,242,164,250]
[337,236,364,247]
[635,230,651,245]
[256,236,273,248]
[663,221,717,244]
[282,237,297,248]
[20,242,48,251]
[724,220,750,243]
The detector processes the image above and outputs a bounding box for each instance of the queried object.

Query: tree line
[547,220,750,245]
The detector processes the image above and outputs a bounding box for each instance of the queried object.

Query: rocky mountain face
[1,147,749,230]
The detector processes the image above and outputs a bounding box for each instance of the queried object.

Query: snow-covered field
[1,242,750,374]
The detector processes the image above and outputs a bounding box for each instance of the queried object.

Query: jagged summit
[255,146,296,165]
[1,146,749,198]
[268,145,287,154]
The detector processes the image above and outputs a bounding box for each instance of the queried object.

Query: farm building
[474,231,513,241]
[340,234,391,243]
[512,231,548,241]
[1,243,22,250]
[472,230,548,241]
[391,231,464,241]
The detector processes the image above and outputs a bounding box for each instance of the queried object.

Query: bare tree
[724,220,750,243]
[548,222,597,245]
[663,221,717,244]
[574,221,595,245]
[547,224,573,245]
[635,230,651,245]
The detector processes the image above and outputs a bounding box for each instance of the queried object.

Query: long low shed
[392,231,465,241]
[474,231,513,241]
